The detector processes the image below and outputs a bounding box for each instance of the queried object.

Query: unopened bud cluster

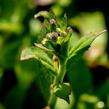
[41,18,73,45]
[34,11,73,47]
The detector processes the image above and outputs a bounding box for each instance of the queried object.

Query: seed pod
[50,18,56,25]
[67,26,72,33]
[51,32,58,41]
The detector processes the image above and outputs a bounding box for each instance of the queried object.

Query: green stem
[48,59,67,108]
[48,91,57,108]
[54,60,66,84]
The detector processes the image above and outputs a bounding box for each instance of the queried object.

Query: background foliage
[0,0,109,109]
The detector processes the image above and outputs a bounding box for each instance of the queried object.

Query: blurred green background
[0,0,109,109]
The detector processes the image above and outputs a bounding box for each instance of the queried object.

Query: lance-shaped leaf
[20,47,55,73]
[67,30,106,62]
[54,83,71,103]
[39,19,51,39]
[58,14,67,31]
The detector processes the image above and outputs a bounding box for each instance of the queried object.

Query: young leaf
[68,30,106,61]
[58,14,67,31]
[49,10,56,20]
[54,83,71,103]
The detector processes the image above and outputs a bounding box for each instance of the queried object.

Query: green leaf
[58,14,67,31]
[20,46,52,64]
[34,43,54,52]
[20,47,54,73]
[37,63,54,101]
[67,59,92,107]
[49,10,56,20]
[68,30,106,61]
[54,83,71,103]
[39,19,51,40]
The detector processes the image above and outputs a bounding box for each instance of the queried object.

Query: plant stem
[54,60,66,84]
[48,90,57,108]
[48,59,67,108]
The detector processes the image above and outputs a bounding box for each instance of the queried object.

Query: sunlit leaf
[20,47,54,73]
[67,30,106,62]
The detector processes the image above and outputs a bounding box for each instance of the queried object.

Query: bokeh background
[0,0,109,109]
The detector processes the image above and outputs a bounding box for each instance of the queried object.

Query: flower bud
[67,26,72,33]
[53,55,58,71]
[41,38,48,45]
[51,32,58,41]
[56,28,61,33]
[50,18,56,25]
[56,28,67,37]
[53,55,58,62]
[46,33,51,39]
[60,31,67,37]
